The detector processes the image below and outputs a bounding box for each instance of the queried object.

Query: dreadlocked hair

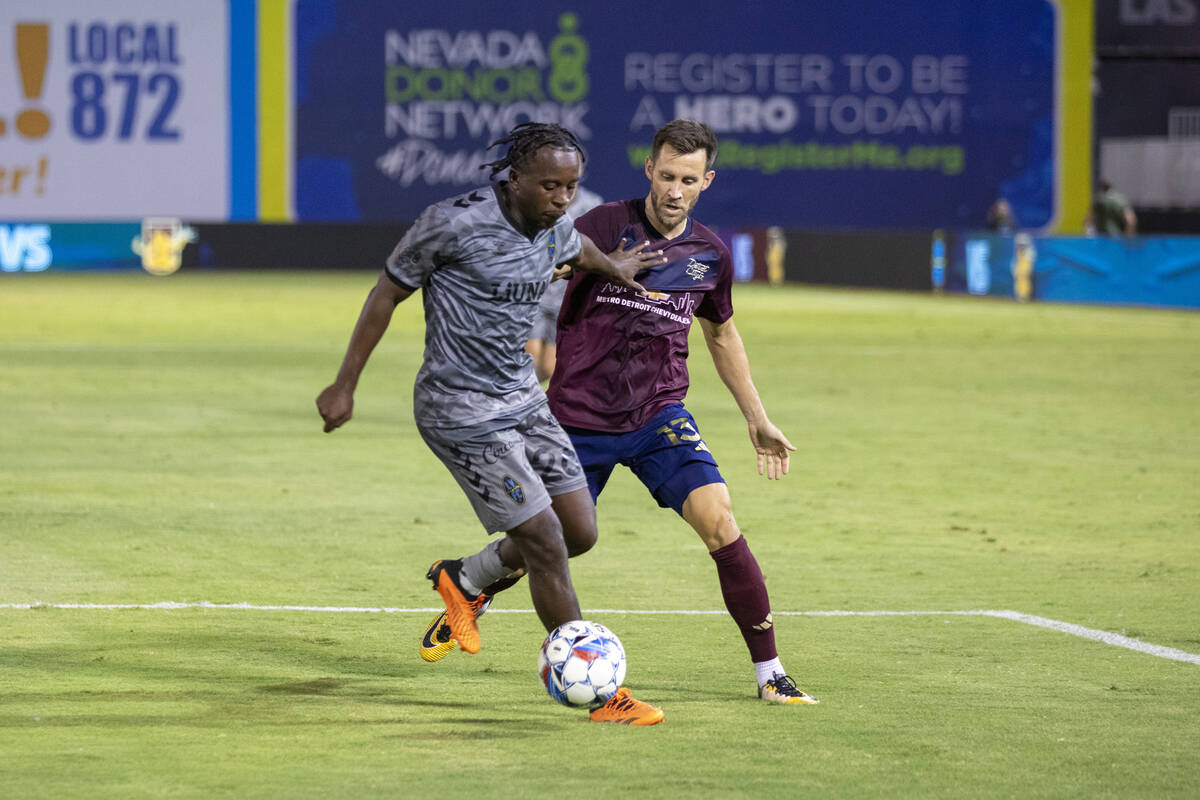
[479,122,587,179]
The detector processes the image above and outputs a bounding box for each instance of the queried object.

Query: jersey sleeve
[384,204,456,290]
[552,213,582,266]
[696,239,734,324]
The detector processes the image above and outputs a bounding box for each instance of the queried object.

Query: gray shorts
[418,404,588,533]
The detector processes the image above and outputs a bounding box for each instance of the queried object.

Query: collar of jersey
[635,197,693,243]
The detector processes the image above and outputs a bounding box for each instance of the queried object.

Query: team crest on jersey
[503,475,526,504]
[685,258,710,280]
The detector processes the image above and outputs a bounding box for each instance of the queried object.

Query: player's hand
[748,420,796,479]
[605,238,665,293]
[316,383,354,433]
[552,264,574,282]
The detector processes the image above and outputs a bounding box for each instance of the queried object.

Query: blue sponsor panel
[293,0,1056,229]
[1034,237,1200,308]
[0,222,141,272]
[949,234,1015,297]
[949,235,1200,309]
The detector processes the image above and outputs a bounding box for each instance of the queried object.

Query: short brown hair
[652,119,718,170]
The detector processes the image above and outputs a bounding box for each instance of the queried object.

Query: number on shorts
[656,417,710,452]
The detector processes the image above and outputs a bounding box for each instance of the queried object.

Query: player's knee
[683,484,740,551]
[694,512,739,551]
[563,520,597,557]
[551,489,598,558]
[509,510,569,568]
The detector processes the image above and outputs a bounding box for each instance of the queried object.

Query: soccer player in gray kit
[317,123,665,725]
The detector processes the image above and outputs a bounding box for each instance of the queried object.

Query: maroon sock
[709,535,777,662]
[481,573,523,597]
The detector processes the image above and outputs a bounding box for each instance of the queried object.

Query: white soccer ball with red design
[537,620,627,708]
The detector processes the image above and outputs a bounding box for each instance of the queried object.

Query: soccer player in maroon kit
[547,119,816,704]
[421,119,816,705]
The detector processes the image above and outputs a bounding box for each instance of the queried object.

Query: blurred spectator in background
[986,198,1019,234]
[1085,179,1137,236]
[1011,233,1036,303]
[525,185,604,382]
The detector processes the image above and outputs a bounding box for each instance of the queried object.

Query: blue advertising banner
[949,234,1200,309]
[293,0,1058,229]
[0,222,140,271]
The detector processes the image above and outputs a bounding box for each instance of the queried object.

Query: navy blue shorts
[564,404,724,516]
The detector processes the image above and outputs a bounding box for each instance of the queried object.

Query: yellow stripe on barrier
[1052,0,1094,234]
[258,0,292,221]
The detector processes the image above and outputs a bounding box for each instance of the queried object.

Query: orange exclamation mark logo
[14,23,51,139]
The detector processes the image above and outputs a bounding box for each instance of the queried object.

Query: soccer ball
[537,620,626,708]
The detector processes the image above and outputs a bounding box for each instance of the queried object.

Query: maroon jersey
[546,198,734,433]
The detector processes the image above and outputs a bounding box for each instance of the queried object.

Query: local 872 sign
[0,1,228,220]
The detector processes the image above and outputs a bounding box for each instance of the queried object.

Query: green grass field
[2,272,1198,798]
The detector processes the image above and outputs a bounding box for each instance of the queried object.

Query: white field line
[2,602,1197,666]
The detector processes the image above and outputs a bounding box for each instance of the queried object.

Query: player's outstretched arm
[565,234,663,292]
[699,317,796,479]
[316,272,413,433]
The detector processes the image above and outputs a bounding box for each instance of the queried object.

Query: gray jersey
[385,185,582,431]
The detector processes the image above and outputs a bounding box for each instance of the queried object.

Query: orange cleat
[588,688,665,726]
[426,559,481,654]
